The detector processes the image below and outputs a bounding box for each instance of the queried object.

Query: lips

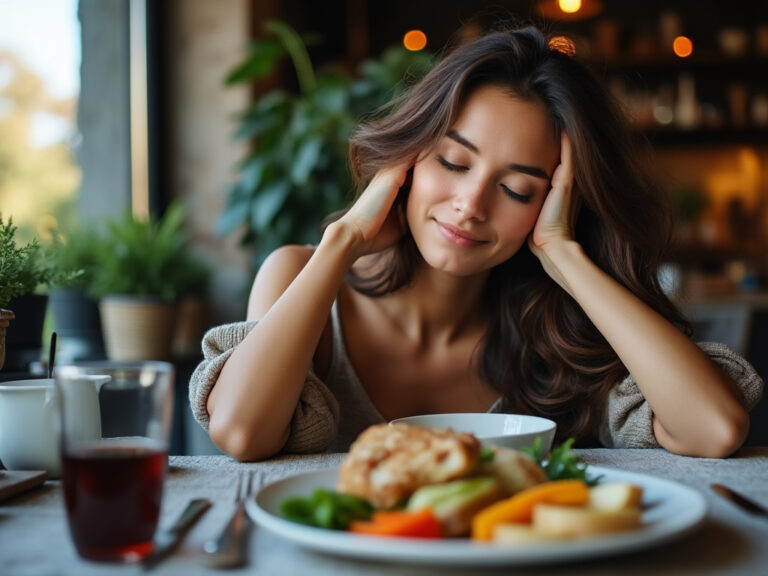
[435,220,486,247]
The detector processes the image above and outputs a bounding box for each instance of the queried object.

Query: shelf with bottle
[604,68,768,146]
[592,54,768,77]
[569,10,768,146]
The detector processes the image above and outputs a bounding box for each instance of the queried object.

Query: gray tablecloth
[1,448,767,575]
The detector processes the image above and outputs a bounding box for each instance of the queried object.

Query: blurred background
[1,0,766,451]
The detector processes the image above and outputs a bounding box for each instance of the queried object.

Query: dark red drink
[61,439,167,562]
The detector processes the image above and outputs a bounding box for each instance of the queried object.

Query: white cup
[0,376,108,477]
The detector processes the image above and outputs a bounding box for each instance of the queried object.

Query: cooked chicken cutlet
[338,423,481,509]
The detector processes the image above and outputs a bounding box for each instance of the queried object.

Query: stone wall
[165,0,252,324]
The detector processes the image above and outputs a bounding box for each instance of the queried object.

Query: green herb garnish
[521,437,602,486]
[479,445,495,463]
[279,488,374,530]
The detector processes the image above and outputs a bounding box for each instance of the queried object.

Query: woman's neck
[378,266,490,347]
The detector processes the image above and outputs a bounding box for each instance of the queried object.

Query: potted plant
[217,20,434,272]
[0,215,78,371]
[89,202,204,361]
[47,226,107,361]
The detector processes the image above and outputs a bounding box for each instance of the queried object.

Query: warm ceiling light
[673,35,694,58]
[536,0,602,21]
[403,30,427,51]
[558,0,582,13]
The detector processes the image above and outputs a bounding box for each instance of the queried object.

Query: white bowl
[390,413,556,454]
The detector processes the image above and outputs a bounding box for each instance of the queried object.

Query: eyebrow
[447,129,550,181]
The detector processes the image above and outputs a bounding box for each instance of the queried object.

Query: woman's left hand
[529,132,581,292]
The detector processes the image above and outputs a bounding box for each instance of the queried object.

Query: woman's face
[407,84,560,276]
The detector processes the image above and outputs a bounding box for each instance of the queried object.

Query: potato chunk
[493,523,565,545]
[533,504,641,537]
[589,482,643,511]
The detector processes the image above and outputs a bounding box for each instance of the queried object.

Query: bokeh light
[558,0,582,14]
[403,30,427,51]
[673,35,693,58]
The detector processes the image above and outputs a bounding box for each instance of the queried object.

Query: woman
[190,26,762,461]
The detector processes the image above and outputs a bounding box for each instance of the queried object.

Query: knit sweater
[189,303,764,453]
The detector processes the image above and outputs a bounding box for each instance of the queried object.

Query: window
[0,0,81,244]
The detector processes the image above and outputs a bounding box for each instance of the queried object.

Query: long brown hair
[334,26,691,443]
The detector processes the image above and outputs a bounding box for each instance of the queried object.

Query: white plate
[246,466,706,566]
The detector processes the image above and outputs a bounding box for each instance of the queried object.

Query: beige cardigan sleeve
[188,321,339,453]
[599,342,764,448]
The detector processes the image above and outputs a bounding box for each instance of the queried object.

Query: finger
[560,131,573,178]
[538,179,569,228]
[551,131,573,192]
[354,163,409,220]
[559,132,582,231]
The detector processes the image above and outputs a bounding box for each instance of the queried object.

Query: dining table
[1,447,767,575]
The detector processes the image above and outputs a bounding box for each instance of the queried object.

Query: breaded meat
[338,423,481,509]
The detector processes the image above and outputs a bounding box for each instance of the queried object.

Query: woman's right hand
[333,162,412,258]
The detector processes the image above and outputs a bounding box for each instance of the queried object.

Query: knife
[142,498,212,570]
[711,484,768,519]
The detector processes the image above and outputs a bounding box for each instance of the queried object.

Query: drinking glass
[55,361,175,563]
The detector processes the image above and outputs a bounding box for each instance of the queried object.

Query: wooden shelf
[641,127,768,147]
[669,242,764,266]
[591,56,768,78]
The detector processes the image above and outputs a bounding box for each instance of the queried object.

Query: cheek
[411,163,447,202]
[498,203,544,241]
[406,164,447,220]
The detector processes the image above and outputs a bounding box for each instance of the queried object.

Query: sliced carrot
[471,479,589,541]
[349,508,442,539]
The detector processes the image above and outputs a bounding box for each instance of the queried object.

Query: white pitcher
[0,376,108,477]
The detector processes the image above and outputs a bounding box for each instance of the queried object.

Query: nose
[452,177,489,221]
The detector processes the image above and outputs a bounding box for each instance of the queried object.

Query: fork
[203,470,257,568]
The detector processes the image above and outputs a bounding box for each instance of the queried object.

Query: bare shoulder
[262,244,314,272]
[247,245,315,319]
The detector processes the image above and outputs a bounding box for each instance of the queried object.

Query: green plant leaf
[238,158,267,194]
[219,19,435,274]
[225,39,284,85]
[235,112,281,141]
[290,137,323,186]
[0,214,83,304]
[216,197,250,236]
[251,181,291,232]
[264,20,316,93]
[156,203,186,248]
[88,202,207,300]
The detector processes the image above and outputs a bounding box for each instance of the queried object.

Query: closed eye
[501,184,532,204]
[439,154,532,204]
[437,156,467,172]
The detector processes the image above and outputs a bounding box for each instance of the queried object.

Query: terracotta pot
[0,309,14,371]
[99,296,178,361]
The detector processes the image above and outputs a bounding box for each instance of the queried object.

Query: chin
[420,252,486,277]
